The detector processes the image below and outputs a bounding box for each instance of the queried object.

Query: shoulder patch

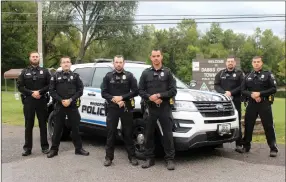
[270,73,275,79]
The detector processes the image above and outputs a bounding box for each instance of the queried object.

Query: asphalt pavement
[1,125,285,182]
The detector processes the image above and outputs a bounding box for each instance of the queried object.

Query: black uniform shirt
[49,70,83,105]
[241,70,277,98]
[17,65,51,96]
[138,66,177,101]
[101,70,138,103]
[214,68,244,97]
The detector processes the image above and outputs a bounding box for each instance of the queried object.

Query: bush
[275,91,286,98]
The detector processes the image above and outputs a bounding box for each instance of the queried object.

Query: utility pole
[37,0,43,67]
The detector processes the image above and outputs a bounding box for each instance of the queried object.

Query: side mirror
[189,80,197,87]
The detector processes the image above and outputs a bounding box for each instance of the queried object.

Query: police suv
[47,59,240,156]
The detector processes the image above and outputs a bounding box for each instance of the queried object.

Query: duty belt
[249,97,269,103]
[147,101,168,108]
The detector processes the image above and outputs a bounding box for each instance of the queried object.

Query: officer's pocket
[122,80,129,88]
[24,74,33,84]
[38,74,45,80]
[146,75,154,88]
[57,78,64,83]
[159,76,168,89]
[258,78,268,87]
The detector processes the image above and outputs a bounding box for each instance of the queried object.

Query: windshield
[124,66,189,89]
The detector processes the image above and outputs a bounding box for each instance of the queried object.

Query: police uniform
[47,70,89,158]
[214,68,244,147]
[240,70,278,155]
[17,65,50,155]
[101,70,138,165]
[138,66,177,168]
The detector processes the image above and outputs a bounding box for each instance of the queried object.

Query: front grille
[193,101,234,117]
[206,129,235,141]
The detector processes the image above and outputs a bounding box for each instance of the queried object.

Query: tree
[205,23,224,44]
[42,1,75,66]
[1,1,37,73]
[70,1,138,63]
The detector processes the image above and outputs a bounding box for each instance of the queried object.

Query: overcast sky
[136,1,285,38]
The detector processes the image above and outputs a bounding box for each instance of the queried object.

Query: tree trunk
[76,30,88,64]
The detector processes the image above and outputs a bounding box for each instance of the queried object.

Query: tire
[48,111,71,141]
[132,118,164,160]
[133,118,146,160]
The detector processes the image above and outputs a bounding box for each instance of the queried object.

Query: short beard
[115,67,123,72]
[30,61,39,66]
[227,66,234,70]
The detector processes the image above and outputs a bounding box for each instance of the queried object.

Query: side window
[73,67,95,87]
[91,67,112,88]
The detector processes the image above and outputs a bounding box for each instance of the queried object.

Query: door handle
[87,92,96,96]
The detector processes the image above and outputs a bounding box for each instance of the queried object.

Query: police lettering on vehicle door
[81,101,105,116]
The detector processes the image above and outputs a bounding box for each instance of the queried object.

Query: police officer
[139,49,177,170]
[101,55,139,167]
[238,56,278,157]
[214,56,244,152]
[17,51,50,156]
[47,56,89,158]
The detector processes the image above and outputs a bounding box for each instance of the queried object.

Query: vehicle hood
[174,89,230,102]
[133,89,230,109]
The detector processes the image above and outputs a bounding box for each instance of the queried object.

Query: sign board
[192,58,241,92]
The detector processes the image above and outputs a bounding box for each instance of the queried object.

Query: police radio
[268,95,274,104]
[130,98,135,109]
[76,98,81,107]
[170,97,175,110]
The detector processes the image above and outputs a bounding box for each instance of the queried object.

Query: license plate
[217,123,231,136]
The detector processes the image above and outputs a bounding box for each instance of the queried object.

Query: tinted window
[73,67,95,87]
[91,67,112,88]
[124,66,189,89]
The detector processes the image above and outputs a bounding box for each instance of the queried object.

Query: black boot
[75,148,89,156]
[141,159,155,169]
[129,157,139,166]
[270,150,278,157]
[166,160,175,170]
[235,145,243,153]
[42,148,50,154]
[47,150,58,158]
[22,150,31,156]
[104,159,112,167]
[236,146,250,153]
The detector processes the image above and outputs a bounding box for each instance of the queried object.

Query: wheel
[133,118,146,160]
[48,111,71,141]
[132,118,164,160]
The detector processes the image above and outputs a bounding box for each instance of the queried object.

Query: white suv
[47,59,240,156]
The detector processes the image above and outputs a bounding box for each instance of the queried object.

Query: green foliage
[1,2,285,86]
[275,90,286,98]
[1,1,37,72]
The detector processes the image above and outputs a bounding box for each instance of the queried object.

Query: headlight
[174,101,198,112]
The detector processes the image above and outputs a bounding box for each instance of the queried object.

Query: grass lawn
[1,91,285,144]
[2,92,39,126]
[242,98,285,144]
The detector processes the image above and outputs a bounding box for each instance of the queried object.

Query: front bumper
[168,109,240,151]
[174,128,240,151]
